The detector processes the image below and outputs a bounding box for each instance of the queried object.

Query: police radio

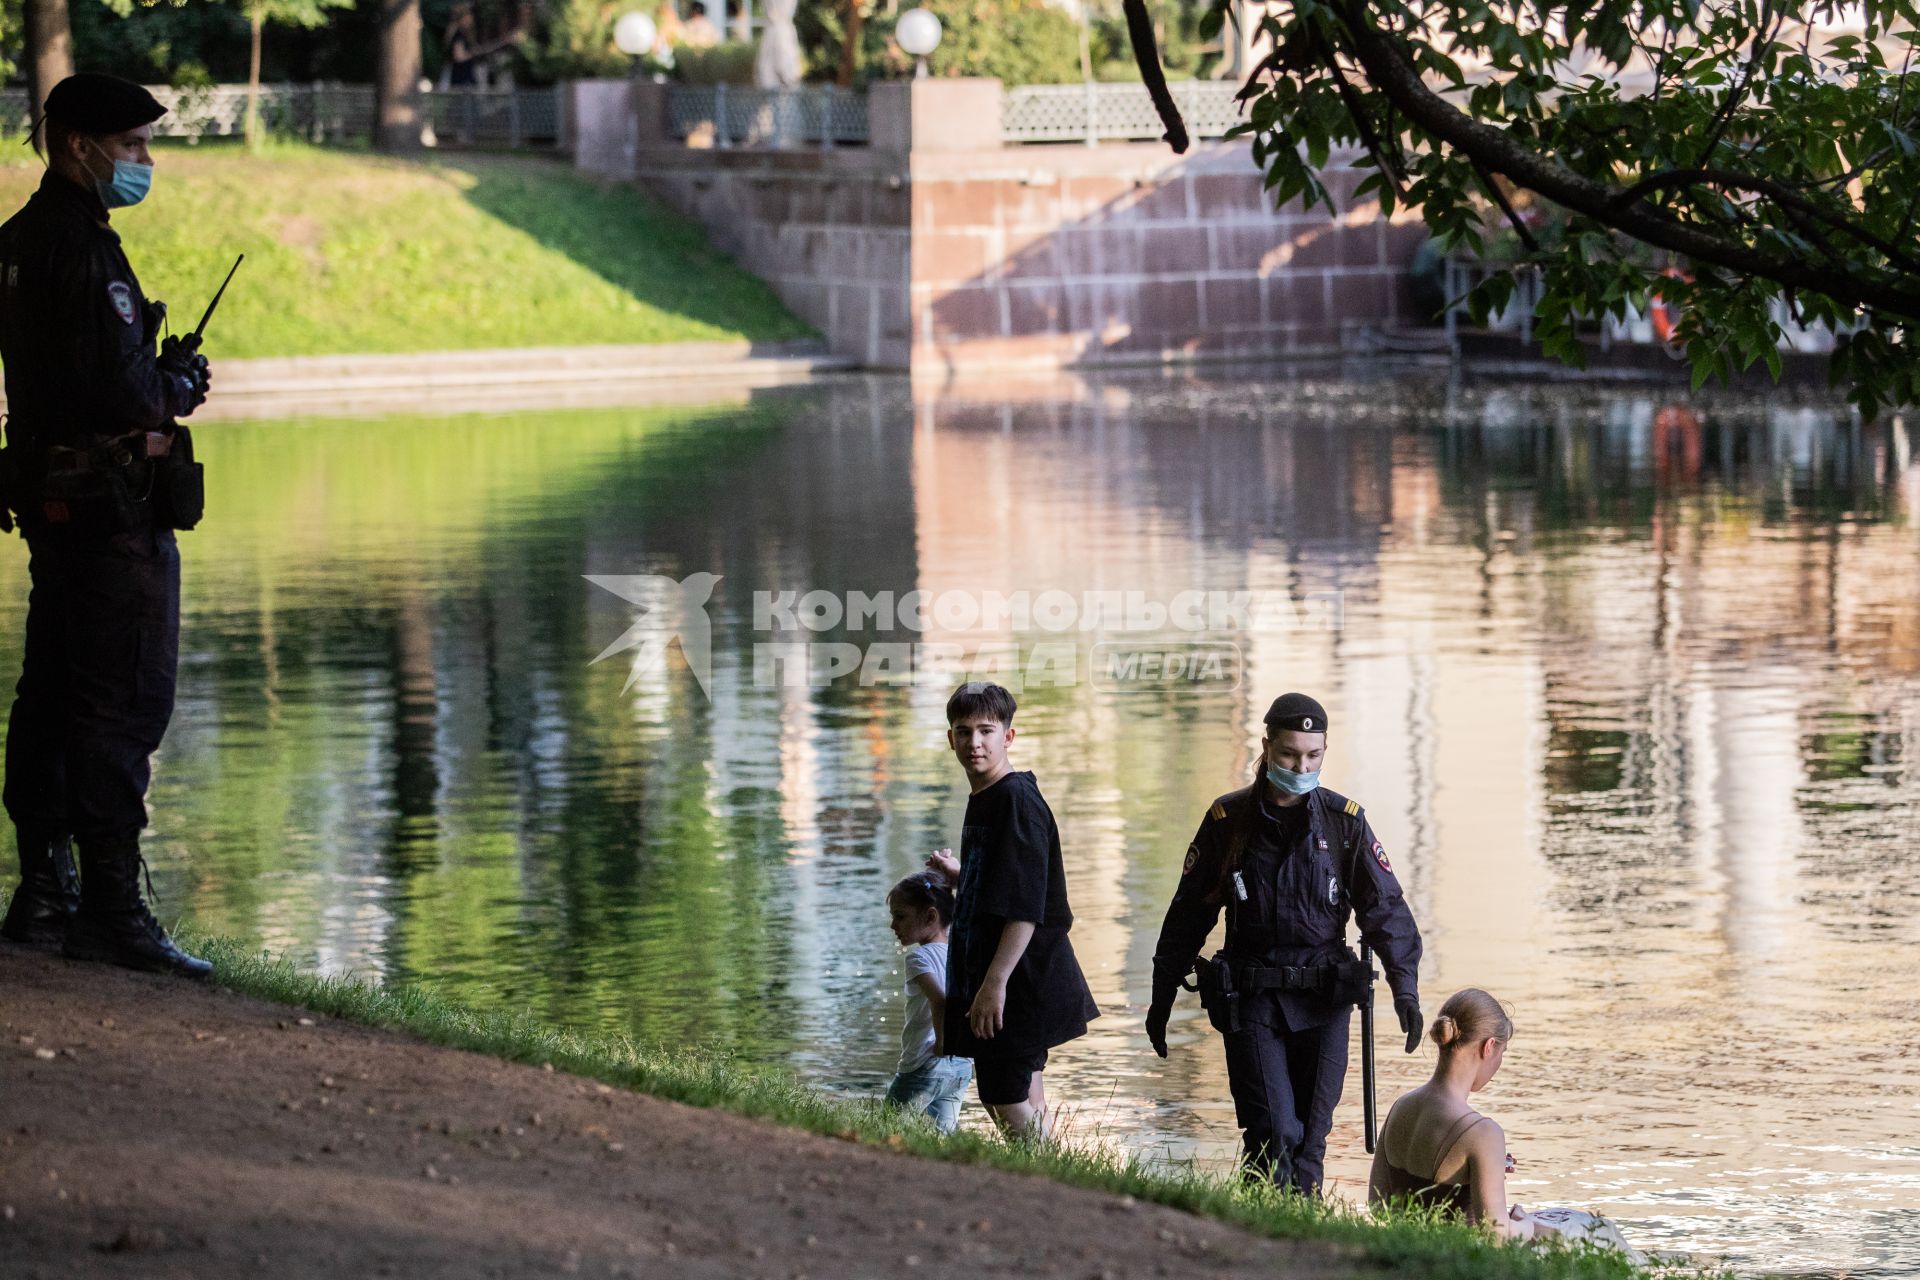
[161,252,244,366]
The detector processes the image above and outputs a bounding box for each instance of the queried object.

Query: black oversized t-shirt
[944,771,1100,1058]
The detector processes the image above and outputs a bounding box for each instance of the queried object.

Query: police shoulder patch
[1182,843,1199,876]
[1371,838,1392,873]
[106,281,136,326]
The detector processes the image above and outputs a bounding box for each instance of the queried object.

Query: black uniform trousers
[1224,1006,1351,1194]
[3,523,180,843]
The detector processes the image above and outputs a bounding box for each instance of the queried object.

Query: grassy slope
[112,920,1675,1280]
[0,143,809,359]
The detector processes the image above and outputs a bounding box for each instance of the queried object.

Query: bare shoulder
[1377,1086,1432,1158]
[1462,1113,1507,1160]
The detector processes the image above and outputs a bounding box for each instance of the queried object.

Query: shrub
[672,41,760,86]
[813,0,1084,86]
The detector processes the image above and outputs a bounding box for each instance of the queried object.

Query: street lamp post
[895,7,941,80]
[614,12,658,168]
[613,11,658,75]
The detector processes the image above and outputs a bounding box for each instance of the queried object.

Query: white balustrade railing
[1001,81,1247,144]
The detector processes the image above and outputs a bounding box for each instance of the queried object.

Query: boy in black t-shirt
[926,682,1099,1139]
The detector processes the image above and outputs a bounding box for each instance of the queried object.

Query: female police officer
[1145,693,1424,1193]
[0,74,211,975]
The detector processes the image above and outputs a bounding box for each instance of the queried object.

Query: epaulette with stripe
[1317,787,1363,822]
[1205,785,1253,823]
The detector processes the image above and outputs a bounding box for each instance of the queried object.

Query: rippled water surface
[3,369,1916,1276]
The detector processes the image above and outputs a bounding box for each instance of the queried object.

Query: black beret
[43,73,167,135]
[1264,692,1328,734]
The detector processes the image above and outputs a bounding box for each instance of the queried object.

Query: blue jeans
[886,1055,973,1135]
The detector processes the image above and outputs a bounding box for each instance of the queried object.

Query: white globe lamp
[614,11,659,57]
[895,7,942,79]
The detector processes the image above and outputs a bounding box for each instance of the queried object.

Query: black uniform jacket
[1151,783,1422,1032]
[0,170,184,454]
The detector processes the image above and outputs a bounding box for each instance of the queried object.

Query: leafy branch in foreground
[1124,0,1920,414]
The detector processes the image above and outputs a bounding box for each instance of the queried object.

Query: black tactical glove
[1146,1003,1171,1058]
[158,338,211,417]
[1395,994,1422,1054]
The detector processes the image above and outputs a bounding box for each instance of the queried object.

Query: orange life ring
[1650,268,1690,346]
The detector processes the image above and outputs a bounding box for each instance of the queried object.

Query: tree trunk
[22,0,74,126]
[837,0,860,87]
[373,0,425,152]
[245,11,264,146]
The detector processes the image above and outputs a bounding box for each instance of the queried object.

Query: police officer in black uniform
[0,73,212,976]
[1145,693,1423,1192]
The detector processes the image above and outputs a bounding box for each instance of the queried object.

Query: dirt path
[1,947,1363,1280]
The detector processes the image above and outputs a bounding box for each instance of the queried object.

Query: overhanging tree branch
[1607,166,1920,278]
[1123,0,1189,154]
[1326,0,1920,320]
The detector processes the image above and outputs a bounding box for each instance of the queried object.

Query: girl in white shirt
[884,870,973,1134]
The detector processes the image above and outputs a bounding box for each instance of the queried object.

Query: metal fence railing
[0,84,562,149]
[665,85,870,149]
[1001,81,1247,144]
[426,87,564,147]
[0,78,1250,152]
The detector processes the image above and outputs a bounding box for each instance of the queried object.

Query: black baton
[1360,940,1378,1153]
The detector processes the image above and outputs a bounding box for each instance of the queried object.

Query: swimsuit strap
[1430,1112,1489,1177]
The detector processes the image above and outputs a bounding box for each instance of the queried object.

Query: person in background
[678,1,722,47]
[883,870,972,1135]
[444,4,481,86]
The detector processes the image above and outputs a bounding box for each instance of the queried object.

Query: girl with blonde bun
[1367,988,1532,1238]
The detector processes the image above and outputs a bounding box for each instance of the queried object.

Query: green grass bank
[106,919,1681,1280]
[0,142,808,359]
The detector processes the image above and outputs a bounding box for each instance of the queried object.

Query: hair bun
[1429,1014,1459,1047]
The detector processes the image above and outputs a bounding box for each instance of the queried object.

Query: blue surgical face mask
[1265,759,1320,796]
[87,141,152,209]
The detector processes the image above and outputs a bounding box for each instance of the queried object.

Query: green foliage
[1214,0,1920,414]
[75,0,250,85]
[1091,0,1211,82]
[240,0,350,31]
[865,0,1085,85]
[523,0,657,81]
[799,0,1085,85]
[0,144,806,358]
[0,0,20,83]
[671,40,760,85]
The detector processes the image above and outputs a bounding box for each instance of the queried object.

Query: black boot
[0,827,81,949]
[62,838,212,980]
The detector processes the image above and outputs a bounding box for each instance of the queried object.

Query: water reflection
[1,370,1915,1278]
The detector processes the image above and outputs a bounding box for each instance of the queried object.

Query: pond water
[2,368,1916,1277]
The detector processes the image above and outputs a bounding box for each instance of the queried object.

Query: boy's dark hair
[946,681,1016,727]
[889,870,955,925]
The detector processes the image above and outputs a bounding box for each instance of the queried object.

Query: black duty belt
[1237,963,1343,992]
[44,431,173,472]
